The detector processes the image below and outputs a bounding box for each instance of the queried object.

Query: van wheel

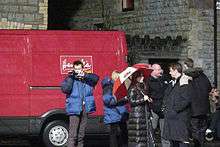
[42,120,69,147]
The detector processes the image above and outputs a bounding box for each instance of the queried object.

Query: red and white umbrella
[113,63,152,100]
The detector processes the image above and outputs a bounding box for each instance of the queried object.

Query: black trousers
[119,122,128,147]
[209,110,220,131]
[109,122,128,147]
[68,109,87,147]
[191,115,208,147]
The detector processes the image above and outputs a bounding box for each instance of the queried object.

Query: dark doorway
[149,58,179,80]
[48,0,83,30]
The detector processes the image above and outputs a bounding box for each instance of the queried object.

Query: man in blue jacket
[66,60,99,147]
[102,76,128,147]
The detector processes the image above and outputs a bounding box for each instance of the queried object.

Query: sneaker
[189,137,193,141]
[205,129,212,135]
[205,129,214,141]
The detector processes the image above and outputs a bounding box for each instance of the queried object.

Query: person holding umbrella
[114,64,155,147]
[127,71,155,147]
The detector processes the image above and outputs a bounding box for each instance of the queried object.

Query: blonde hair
[111,70,120,81]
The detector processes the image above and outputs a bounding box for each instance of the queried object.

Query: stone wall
[112,0,191,38]
[187,8,214,84]
[64,0,215,84]
[103,0,147,36]
[0,0,48,29]
[65,0,191,38]
[217,8,220,87]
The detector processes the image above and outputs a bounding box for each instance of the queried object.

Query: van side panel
[0,35,30,116]
[28,35,64,116]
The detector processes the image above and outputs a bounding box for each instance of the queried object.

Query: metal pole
[214,0,218,87]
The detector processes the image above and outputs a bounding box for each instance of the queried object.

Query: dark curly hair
[73,60,84,68]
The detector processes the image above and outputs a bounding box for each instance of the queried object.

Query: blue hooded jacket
[65,73,99,115]
[101,76,128,124]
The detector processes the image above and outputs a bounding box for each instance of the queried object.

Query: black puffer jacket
[184,68,212,116]
[127,83,152,147]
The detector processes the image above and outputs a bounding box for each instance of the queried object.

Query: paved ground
[0,137,220,147]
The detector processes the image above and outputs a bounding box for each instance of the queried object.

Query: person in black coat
[146,64,170,147]
[163,63,191,147]
[119,71,155,147]
[183,58,212,147]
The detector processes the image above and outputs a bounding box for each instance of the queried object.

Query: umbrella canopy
[113,63,152,100]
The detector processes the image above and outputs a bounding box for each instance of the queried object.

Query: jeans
[151,111,170,147]
[68,109,88,147]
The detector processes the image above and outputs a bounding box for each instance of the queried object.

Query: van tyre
[42,120,69,147]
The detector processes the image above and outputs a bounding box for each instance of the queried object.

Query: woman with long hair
[125,71,154,147]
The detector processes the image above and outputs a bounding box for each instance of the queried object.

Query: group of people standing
[62,58,219,147]
[149,58,215,147]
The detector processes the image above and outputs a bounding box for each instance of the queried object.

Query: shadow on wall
[48,0,83,30]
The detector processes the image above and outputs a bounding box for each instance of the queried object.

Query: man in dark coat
[163,63,191,147]
[147,64,170,147]
[183,58,212,147]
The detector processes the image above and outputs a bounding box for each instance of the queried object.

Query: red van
[0,30,128,146]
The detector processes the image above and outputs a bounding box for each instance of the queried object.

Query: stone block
[7,12,16,19]
[24,24,32,29]
[28,0,39,5]
[9,6,20,12]
[17,0,28,5]
[39,1,48,7]
[21,6,38,13]
[0,0,9,4]
[39,0,47,3]
[23,13,35,22]
[0,5,9,12]
[16,13,24,21]
[1,13,8,18]
[39,6,47,14]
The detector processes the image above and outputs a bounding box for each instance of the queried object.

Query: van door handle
[29,86,61,90]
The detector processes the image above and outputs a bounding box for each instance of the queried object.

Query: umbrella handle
[139,90,153,102]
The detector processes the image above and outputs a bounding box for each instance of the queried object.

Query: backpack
[61,75,74,94]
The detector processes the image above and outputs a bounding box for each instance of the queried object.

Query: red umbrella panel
[113,64,152,100]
